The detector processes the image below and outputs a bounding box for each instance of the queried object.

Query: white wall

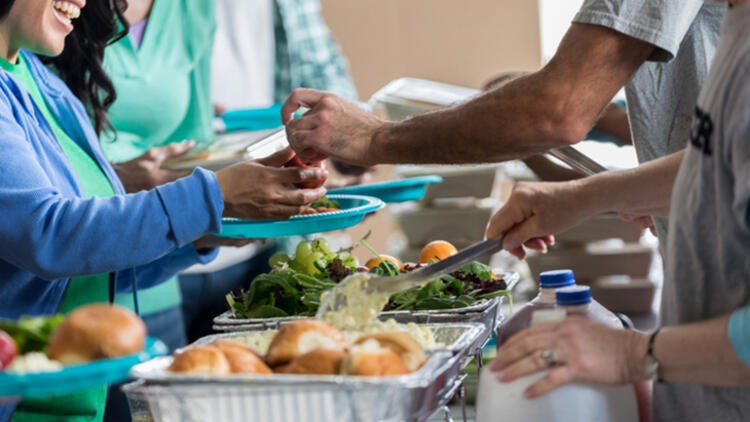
[538,0,583,63]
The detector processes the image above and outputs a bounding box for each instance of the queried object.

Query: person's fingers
[495,349,554,383]
[163,140,195,159]
[508,246,527,260]
[261,204,308,219]
[284,128,329,163]
[492,327,558,370]
[285,115,318,132]
[524,366,575,398]
[275,186,327,206]
[503,218,548,254]
[281,88,327,124]
[485,195,534,241]
[256,147,296,167]
[276,167,328,184]
[222,238,255,247]
[523,238,549,253]
[143,146,166,162]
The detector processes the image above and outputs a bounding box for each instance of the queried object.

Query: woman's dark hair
[0,0,128,134]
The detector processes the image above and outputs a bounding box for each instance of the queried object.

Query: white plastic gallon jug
[477,309,638,422]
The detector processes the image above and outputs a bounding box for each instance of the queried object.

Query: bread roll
[272,363,291,373]
[211,340,271,374]
[167,345,230,375]
[283,349,345,375]
[265,320,346,366]
[48,304,146,364]
[342,339,409,376]
[354,332,427,371]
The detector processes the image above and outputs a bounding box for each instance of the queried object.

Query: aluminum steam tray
[213,272,519,332]
[126,323,485,422]
[124,353,458,422]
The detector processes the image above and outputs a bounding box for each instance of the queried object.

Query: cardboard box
[590,276,656,314]
[526,243,653,282]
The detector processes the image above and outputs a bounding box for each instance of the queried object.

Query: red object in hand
[284,156,327,189]
[0,330,17,369]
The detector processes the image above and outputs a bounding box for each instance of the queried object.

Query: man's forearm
[369,24,653,165]
[573,150,685,218]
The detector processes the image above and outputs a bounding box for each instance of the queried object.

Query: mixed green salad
[226,236,510,319]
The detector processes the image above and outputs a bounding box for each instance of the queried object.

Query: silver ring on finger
[541,348,557,367]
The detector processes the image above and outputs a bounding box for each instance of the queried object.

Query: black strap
[130,268,140,315]
[108,271,116,304]
[108,270,140,316]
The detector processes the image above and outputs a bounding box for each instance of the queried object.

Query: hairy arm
[368,24,652,164]
[284,24,653,166]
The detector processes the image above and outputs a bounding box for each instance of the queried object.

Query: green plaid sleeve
[274,0,358,102]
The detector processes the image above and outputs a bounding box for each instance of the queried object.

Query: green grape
[340,255,359,269]
[299,251,325,275]
[268,251,291,268]
[311,238,333,256]
[295,241,313,262]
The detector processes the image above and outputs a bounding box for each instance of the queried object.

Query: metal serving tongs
[316,234,506,317]
[547,146,608,176]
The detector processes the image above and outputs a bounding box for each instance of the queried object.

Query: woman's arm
[486,149,684,258]
[654,313,750,386]
[488,312,750,398]
[0,101,323,279]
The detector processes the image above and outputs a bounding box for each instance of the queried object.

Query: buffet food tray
[193,322,484,360]
[125,323,485,422]
[213,273,519,334]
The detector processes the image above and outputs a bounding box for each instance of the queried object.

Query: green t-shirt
[1,55,112,422]
[102,0,216,315]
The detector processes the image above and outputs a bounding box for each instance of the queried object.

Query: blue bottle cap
[539,269,575,289]
[556,285,592,306]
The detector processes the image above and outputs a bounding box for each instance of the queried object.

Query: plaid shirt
[273,0,358,101]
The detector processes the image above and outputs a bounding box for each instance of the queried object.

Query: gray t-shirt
[663,5,750,420]
[574,0,725,243]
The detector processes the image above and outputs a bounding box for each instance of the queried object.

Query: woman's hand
[488,316,648,398]
[215,148,327,220]
[486,180,594,259]
[114,141,195,192]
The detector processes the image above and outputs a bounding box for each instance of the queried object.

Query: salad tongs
[316,234,505,317]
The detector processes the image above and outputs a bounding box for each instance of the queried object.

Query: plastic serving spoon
[316,234,506,317]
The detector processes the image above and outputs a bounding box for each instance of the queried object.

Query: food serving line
[123,163,517,422]
[1,121,516,422]
[125,297,515,421]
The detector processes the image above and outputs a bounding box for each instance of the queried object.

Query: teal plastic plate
[220,103,283,132]
[218,194,384,238]
[0,337,167,398]
[328,175,443,203]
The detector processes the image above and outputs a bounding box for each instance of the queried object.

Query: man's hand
[282,89,384,166]
[114,141,195,192]
[215,148,327,220]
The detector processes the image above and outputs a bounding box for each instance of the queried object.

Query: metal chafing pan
[125,323,485,422]
[213,273,519,332]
